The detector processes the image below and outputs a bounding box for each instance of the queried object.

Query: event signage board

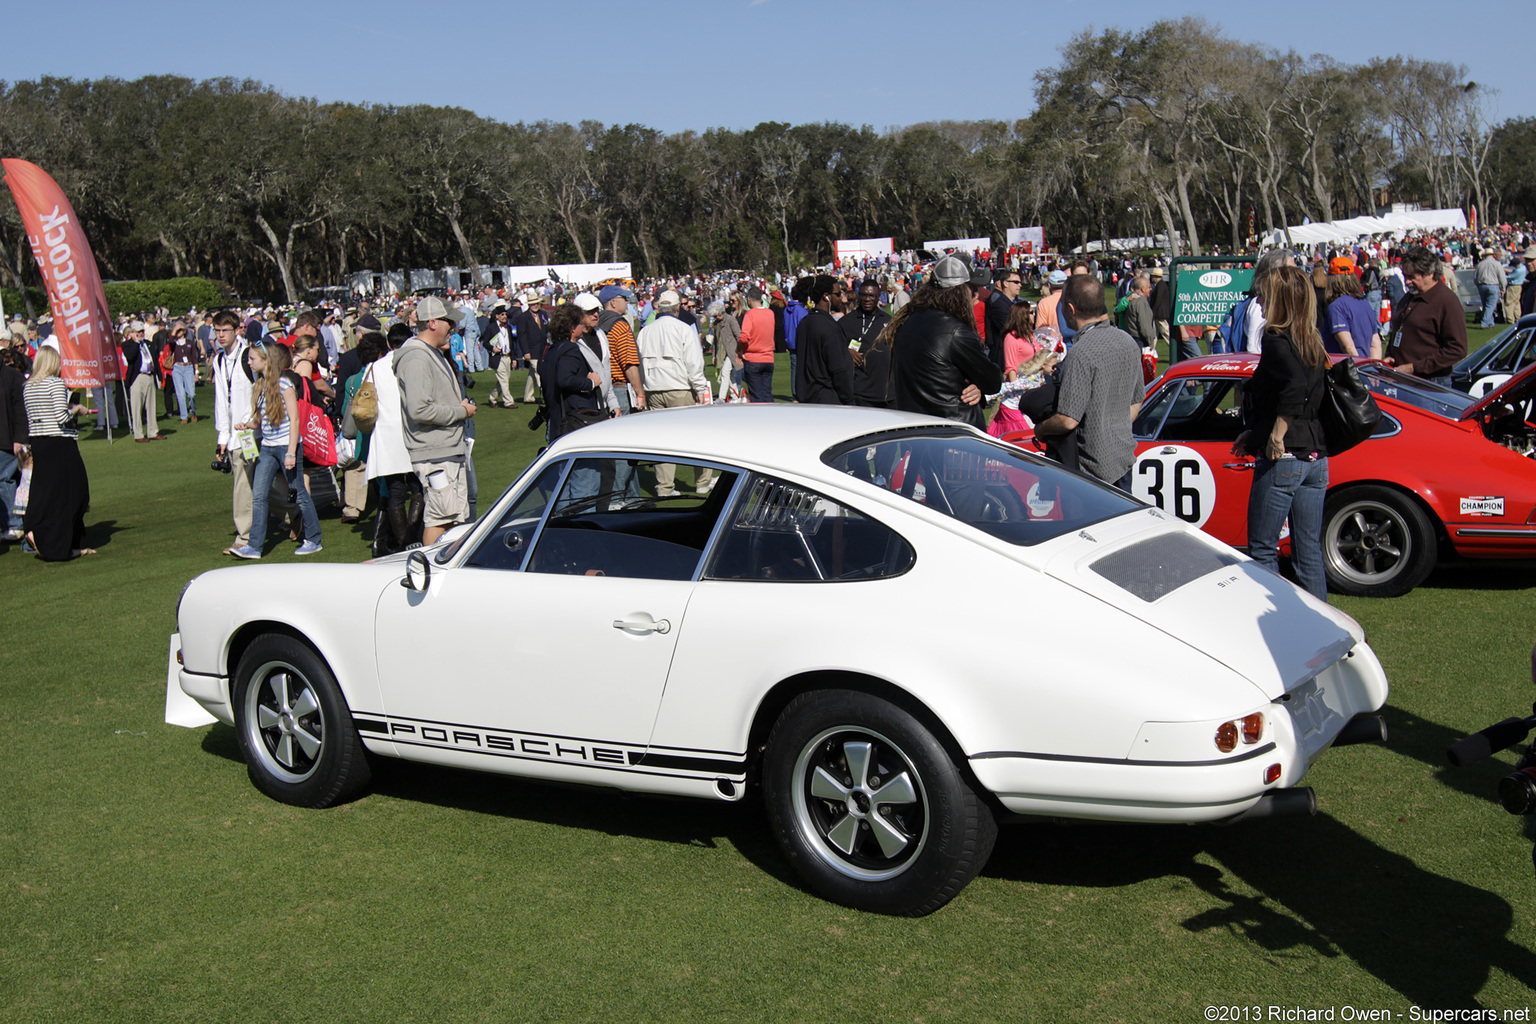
[2,158,119,387]
[923,237,991,255]
[1173,267,1254,326]
[834,237,895,262]
[1006,227,1045,251]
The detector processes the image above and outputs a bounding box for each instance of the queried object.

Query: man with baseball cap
[1035,269,1069,332]
[396,296,475,544]
[598,285,644,413]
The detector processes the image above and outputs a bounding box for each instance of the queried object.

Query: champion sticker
[1460,496,1505,517]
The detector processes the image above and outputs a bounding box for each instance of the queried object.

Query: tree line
[0,17,1521,310]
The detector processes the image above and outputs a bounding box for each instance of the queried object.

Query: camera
[527,406,547,432]
[211,449,231,473]
[1446,643,1536,872]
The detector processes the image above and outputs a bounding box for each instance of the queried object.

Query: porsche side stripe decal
[628,751,749,774]
[970,742,1277,768]
[384,737,743,782]
[351,713,747,775]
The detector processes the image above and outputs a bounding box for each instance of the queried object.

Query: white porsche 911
[168,405,1389,915]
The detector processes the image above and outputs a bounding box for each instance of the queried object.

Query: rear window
[1360,366,1474,419]
[823,429,1140,546]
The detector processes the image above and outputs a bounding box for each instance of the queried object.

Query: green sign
[1173,267,1254,326]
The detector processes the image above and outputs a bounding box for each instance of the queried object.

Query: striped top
[607,318,639,387]
[24,376,76,439]
[255,376,296,449]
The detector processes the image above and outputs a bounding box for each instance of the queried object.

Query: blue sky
[4,0,1524,133]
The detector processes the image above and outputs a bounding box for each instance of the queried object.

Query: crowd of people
[0,225,1503,592]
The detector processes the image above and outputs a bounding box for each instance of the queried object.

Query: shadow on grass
[83,519,126,550]
[1418,561,1536,592]
[985,813,1536,1005]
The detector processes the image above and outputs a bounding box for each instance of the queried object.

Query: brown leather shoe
[135,438,150,444]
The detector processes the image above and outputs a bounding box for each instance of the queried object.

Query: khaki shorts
[414,459,469,528]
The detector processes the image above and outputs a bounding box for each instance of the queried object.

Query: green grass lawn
[2,358,1534,1023]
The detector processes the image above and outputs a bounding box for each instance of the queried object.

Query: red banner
[2,158,118,387]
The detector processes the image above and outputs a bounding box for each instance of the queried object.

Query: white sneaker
[295,541,323,556]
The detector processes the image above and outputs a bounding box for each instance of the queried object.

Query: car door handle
[1222,462,1256,471]
[612,616,671,635]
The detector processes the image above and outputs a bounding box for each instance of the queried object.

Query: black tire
[232,634,371,807]
[762,689,997,916]
[1322,485,1438,597]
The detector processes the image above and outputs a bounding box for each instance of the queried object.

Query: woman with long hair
[1232,263,1331,601]
[229,341,322,559]
[879,262,1001,428]
[21,346,94,560]
[985,301,1042,437]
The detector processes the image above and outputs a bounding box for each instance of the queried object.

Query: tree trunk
[254,212,300,305]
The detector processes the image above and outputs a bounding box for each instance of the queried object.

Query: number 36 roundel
[1131,445,1218,528]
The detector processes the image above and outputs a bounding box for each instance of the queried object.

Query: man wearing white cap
[636,290,712,495]
[396,295,476,544]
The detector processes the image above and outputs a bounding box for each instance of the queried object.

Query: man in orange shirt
[1035,269,1067,331]
[738,286,777,403]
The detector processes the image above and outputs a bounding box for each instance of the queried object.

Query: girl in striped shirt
[229,341,322,559]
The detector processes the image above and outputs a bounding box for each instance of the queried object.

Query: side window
[1157,378,1245,443]
[463,462,565,570]
[706,476,915,582]
[1132,382,1183,439]
[526,457,737,581]
[1487,328,1534,372]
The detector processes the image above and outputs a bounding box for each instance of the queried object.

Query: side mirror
[402,550,431,593]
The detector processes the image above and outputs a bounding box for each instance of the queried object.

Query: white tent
[1261,208,1468,248]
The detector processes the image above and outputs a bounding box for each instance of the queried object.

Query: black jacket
[795,310,855,405]
[842,307,892,406]
[0,363,27,449]
[1243,328,1327,457]
[983,290,1012,371]
[890,307,1003,429]
[541,336,601,438]
[121,339,162,387]
[515,309,548,361]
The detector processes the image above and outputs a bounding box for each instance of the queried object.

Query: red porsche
[1007,354,1536,597]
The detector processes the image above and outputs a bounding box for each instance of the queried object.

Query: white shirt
[1244,298,1267,355]
[635,314,708,395]
[213,340,253,448]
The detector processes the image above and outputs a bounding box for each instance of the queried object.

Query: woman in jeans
[1232,264,1330,601]
[230,341,322,559]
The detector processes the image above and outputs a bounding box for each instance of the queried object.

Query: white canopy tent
[1260,208,1469,248]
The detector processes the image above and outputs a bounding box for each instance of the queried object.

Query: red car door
[1130,372,1256,548]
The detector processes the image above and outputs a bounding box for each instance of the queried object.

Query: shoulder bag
[1318,358,1382,457]
[350,365,379,435]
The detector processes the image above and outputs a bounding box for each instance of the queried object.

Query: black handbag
[1318,358,1382,456]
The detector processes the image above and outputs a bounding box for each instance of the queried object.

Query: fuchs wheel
[763,690,997,916]
[1322,485,1438,598]
[233,634,371,807]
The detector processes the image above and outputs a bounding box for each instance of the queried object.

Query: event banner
[1172,266,1255,326]
[1005,227,1045,251]
[2,159,118,386]
[834,237,895,262]
[923,237,991,255]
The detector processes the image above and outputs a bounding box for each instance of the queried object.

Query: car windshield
[822,429,1141,546]
[1358,365,1475,419]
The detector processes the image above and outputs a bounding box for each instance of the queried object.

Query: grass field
[2,346,1534,1023]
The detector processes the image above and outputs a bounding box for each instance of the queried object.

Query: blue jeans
[172,364,196,420]
[0,449,19,534]
[1248,455,1329,602]
[1479,284,1500,328]
[744,362,775,403]
[250,445,321,552]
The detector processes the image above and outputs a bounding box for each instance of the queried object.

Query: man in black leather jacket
[890,256,1002,429]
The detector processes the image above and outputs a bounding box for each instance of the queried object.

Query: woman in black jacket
[1232,264,1330,601]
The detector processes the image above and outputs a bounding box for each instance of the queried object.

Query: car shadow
[984,812,1536,1006]
[1419,561,1536,591]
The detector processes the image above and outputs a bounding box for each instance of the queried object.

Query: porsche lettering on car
[169,405,1389,915]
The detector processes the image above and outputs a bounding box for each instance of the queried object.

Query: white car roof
[549,404,962,473]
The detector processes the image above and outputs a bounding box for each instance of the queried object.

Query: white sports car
[168,405,1389,915]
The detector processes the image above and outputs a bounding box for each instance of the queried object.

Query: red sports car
[1007,354,1536,597]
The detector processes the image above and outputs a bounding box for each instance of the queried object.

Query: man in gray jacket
[396,296,476,544]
